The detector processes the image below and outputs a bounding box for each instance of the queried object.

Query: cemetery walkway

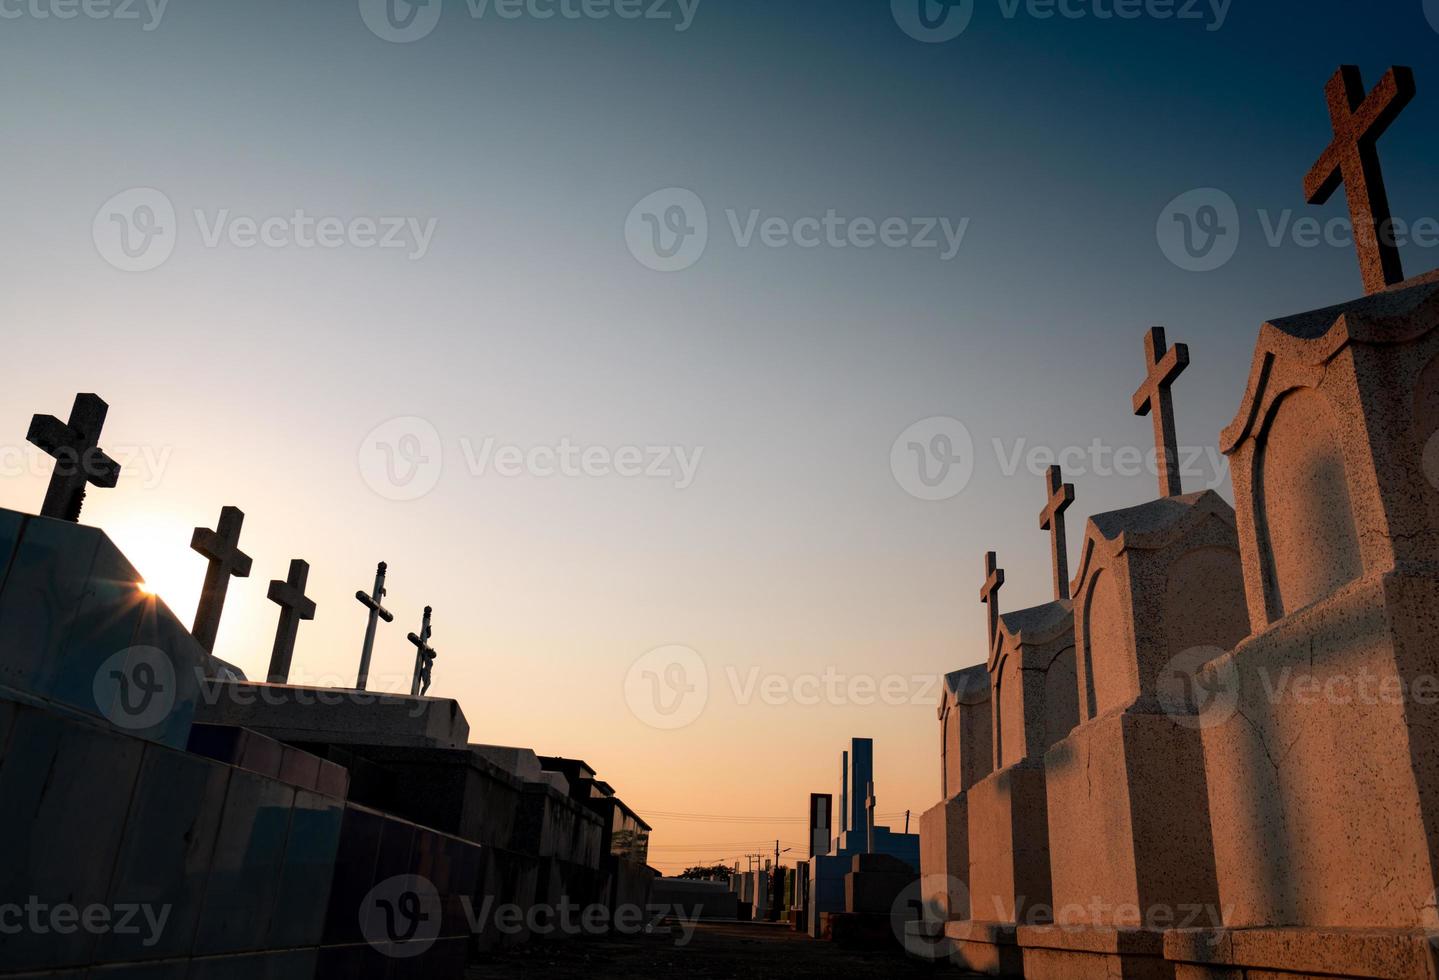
[468,920,969,978]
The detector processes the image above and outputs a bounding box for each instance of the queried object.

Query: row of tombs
[0,509,656,979]
[918,271,1439,979]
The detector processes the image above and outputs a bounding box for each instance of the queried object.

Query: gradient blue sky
[1,0,1436,872]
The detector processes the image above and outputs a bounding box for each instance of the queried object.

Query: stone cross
[980,551,1005,653]
[26,393,122,523]
[266,559,316,684]
[1304,65,1416,295]
[190,506,252,653]
[1038,465,1075,601]
[408,606,438,697]
[354,561,395,691]
[865,781,877,855]
[1132,326,1190,498]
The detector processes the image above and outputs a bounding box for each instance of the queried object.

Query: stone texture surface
[194,681,470,749]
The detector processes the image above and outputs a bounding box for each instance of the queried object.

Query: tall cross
[1132,326,1190,498]
[408,606,438,697]
[979,551,1005,652]
[354,561,395,690]
[190,506,252,653]
[865,781,877,855]
[26,393,121,522]
[1038,465,1075,601]
[266,559,316,684]
[1304,65,1416,295]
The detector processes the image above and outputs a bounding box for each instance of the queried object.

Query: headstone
[354,561,395,691]
[190,506,252,654]
[1165,264,1439,977]
[918,665,992,930]
[1303,65,1415,294]
[265,559,316,684]
[950,487,1080,976]
[1039,465,1075,600]
[1018,331,1253,979]
[808,793,833,857]
[407,606,438,697]
[26,393,121,523]
[864,781,877,855]
[1132,326,1190,498]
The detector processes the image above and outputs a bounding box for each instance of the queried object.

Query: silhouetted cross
[980,551,1005,652]
[408,605,438,697]
[1132,327,1190,498]
[865,781,877,855]
[355,561,395,691]
[27,393,121,522]
[266,559,316,684]
[1039,465,1075,601]
[1304,65,1415,295]
[190,506,252,653]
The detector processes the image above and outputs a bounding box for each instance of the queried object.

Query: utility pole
[905,809,911,834]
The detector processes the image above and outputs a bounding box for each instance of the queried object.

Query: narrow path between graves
[467,920,969,978]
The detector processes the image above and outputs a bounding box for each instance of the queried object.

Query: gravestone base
[967,763,1053,926]
[942,919,1024,977]
[919,793,971,921]
[1164,926,1439,979]
[1019,924,1172,979]
[1198,571,1439,937]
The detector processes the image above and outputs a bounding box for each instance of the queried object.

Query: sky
[1,0,1437,874]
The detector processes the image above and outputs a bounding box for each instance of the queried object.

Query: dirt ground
[467,920,963,979]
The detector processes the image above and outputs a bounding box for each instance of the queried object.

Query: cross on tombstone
[980,551,1005,653]
[26,393,122,522]
[865,781,877,855]
[354,561,395,691]
[190,506,253,653]
[1304,65,1416,295]
[1039,465,1076,601]
[408,606,438,697]
[266,559,316,684]
[1132,326,1190,498]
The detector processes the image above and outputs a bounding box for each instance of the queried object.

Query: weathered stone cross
[1038,465,1075,601]
[354,561,395,691]
[980,551,1005,653]
[266,559,316,684]
[190,506,252,653]
[1304,65,1416,295]
[408,605,438,697]
[1132,326,1190,498]
[26,393,122,522]
[865,781,877,855]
